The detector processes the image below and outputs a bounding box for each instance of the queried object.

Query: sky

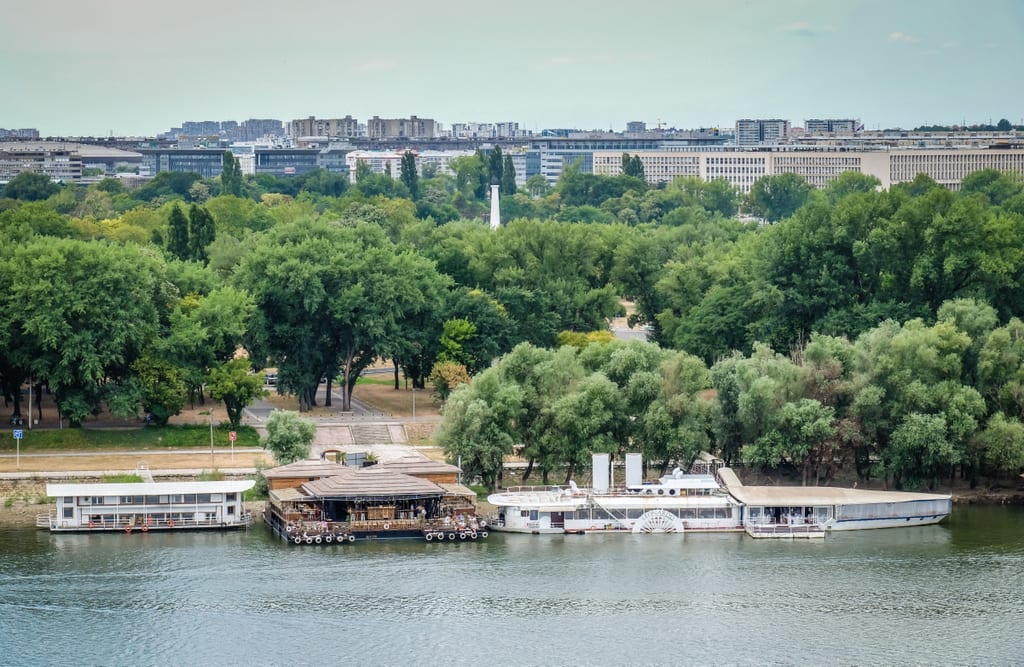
[2,0,1023,137]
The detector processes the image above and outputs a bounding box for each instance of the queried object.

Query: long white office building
[594,147,1024,192]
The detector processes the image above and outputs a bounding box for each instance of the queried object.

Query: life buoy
[383,523,390,530]
[657,489,665,496]
[88,521,95,529]
[314,535,322,544]
[325,534,333,543]
[448,532,456,540]
[470,531,478,539]
[167,519,175,528]
[125,527,132,535]
[459,532,467,540]
[293,535,302,544]
[478,520,487,528]
[347,534,355,543]
[286,525,293,533]
[141,525,149,533]
[304,535,313,544]
[481,531,488,538]
[425,532,433,541]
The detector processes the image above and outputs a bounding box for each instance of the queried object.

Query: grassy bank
[0,424,260,452]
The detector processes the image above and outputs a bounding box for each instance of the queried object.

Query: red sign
[229,431,237,442]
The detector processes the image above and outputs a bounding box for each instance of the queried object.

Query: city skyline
[3,0,1023,137]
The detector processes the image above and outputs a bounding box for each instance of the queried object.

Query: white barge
[37,480,256,533]
[487,454,952,538]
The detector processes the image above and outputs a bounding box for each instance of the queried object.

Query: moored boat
[262,456,490,545]
[488,453,742,534]
[37,479,255,532]
[487,453,952,538]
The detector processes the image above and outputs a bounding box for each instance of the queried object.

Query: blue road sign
[13,429,23,439]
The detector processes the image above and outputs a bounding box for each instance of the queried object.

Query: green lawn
[0,424,260,451]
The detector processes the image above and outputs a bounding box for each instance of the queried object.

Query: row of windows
[71,493,237,505]
[521,507,735,520]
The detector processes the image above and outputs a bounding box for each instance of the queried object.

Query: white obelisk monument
[489,178,500,230]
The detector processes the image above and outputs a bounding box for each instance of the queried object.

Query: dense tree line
[3,162,1024,490]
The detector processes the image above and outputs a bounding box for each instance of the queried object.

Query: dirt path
[0,449,274,474]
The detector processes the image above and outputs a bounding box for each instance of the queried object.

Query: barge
[262,457,489,545]
[37,480,255,532]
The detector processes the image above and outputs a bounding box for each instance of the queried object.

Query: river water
[1,505,1022,667]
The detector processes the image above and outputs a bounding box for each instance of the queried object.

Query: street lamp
[209,407,215,468]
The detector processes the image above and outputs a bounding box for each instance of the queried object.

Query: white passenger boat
[37,480,256,533]
[488,454,952,537]
[487,453,742,534]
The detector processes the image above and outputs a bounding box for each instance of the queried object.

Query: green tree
[400,151,419,200]
[488,146,504,187]
[188,204,216,263]
[437,368,523,490]
[3,171,60,201]
[622,153,645,180]
[0,238,163,425]
[525,174,551,199]
[745,173,812,222]
[262,409,315,464]
[208,358,269,429]
[166,203,190,260]
[221,151,243,197]
[501,154,516,195]
[236,220,449,411]
[131,353,187,426]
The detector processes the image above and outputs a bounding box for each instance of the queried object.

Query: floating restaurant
[263,456,489,544]
[37,479,256,533]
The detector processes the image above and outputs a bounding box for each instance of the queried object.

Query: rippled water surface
[1,505,1023,666]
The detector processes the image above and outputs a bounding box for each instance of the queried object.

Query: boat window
[529,510,538,521]
[211,494,223,502]
[226,493,237,502]
[698,508,715,519]
[678,509,696,519]
[227,505,236,515]
[593,509,611,521]
[520,510,530,518]
[626,509,643,519]
[197,494,212,503]
[563,511,574,520]
[63,507,74,519]
[145,495,160,504]
[63,497,73,504]
[715,508,731,519]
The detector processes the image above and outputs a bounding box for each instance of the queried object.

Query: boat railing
[745,521,824,537]
[37,512,254,531]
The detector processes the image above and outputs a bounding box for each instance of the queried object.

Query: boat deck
[744,522,825,539]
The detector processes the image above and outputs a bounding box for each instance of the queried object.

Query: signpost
[13,429,23,469]
[229,431,236,462]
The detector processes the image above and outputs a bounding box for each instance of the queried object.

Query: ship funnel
[625,453,643,488]
[592,453,610,493]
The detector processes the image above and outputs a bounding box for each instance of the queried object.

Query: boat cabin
[38,480,255,532]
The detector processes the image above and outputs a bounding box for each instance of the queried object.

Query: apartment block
[289,116,359,141]
[735,119,791,146]
[0,147,82,183]
[366,116,436,140]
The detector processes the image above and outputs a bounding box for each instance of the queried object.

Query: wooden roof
[378,456,461,476]
[302,467,445,500]
[262,459,349,479]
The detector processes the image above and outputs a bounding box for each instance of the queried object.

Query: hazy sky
[3,0,1023,136]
